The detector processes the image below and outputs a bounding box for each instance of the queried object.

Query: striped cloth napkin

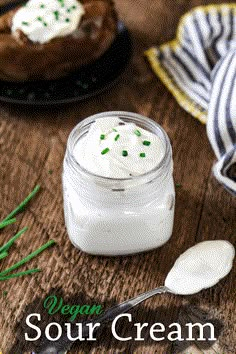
[145,4,236,195]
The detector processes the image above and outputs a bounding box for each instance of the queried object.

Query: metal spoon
[38,240,235,354]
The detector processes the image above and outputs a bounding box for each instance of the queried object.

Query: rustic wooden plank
[0,0,235,353]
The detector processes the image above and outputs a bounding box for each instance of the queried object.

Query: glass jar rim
[66,111,172,183]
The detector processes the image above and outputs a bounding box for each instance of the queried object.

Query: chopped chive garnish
[100,134,105,140]
[115,134,120,141]
[67,8,71,12]
[37,16,43,21]
[0,251,8,261]
[0,227,28,254]
[134,130,141,137]
[0,185,40,225]
[54,10,59,20]
[122,150,128,157]
[43,22,47,27]
[143,140,151,146]
[22,21,29,26]
[176,183,182,188]
[40,4,45,8]
[72,5,76,9]
[140,153,146,158]
[0,240,56,277]
[58,0,65,6]
[0,218,16,230]
[65,18,70,22]
[112,128,117,132]
[101,148,110,155]
[0,268,41,281]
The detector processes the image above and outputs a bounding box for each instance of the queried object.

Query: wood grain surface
[0,0,235,353]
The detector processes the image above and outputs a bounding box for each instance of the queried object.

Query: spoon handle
[97,285,168,324]
[38,286,168,354]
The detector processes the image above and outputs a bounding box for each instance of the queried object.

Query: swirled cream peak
[73,117,165,178]
[12,0,85,44]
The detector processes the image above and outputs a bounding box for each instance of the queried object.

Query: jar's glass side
[63,173,175,255]
[62,111,175,256]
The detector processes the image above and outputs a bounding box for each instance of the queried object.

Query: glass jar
[62,112,175,256]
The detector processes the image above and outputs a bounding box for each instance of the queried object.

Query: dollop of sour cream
[73,117,166,178]
[12,0,85,44]
[165,240,235,295]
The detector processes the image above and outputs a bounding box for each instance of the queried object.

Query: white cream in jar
[63,112,175,256]
[73,116,166,178]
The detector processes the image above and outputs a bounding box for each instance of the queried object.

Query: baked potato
[0,0,117,81]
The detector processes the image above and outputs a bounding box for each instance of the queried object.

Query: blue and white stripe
[207,49,236,194]
[146,5,236,195]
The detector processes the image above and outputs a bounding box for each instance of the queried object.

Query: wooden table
[0,0,235,353]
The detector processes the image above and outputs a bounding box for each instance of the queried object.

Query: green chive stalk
[0,239,56,277]
[0,251,8,260]
[0,185,40,225]
[0,268,41,281]
[0,227,28,254]
[0,218,16,230]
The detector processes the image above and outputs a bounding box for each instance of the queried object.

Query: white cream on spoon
[165,240,235,295]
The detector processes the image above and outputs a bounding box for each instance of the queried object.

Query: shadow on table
[9,287,224,354]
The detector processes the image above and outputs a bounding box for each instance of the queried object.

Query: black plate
[0,2,132,105]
